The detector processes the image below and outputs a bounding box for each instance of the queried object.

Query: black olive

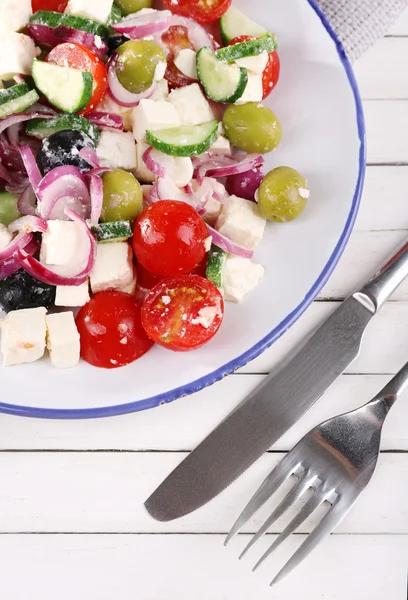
[108,34,129,55]
[37,130,95,175]
[0,269,56,312]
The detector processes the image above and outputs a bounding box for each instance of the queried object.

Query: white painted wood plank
[388,7,408,35]
[0,452,404,534]
[0,534,405,599]
[0,374,406,451]
[364,100,408,164]
[355,38,408,99]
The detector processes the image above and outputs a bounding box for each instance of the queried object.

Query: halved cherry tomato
[141,275,224,351]
[133,200,208,277]
[161,26,195,89]
[228,35,280,99]
[76,291,154,368]
[162,0,232,24]
[32,0,68,11]
[46,43,108,114]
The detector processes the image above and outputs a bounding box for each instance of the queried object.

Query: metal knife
[145,238,408,521]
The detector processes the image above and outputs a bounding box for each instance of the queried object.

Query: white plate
[0,0,365,418]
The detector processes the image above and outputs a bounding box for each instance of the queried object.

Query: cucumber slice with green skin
[216,34,276,62]
[26,114,100,145]
[31,60,93,114]
[30,11,109,40]
[91,221,132,243]
[206,245,227,290]
[146,121,219,158]
[108,4,123,27]
[0,192,21,227]
[220,6,268,44]
[0,84,40,119]
[197,47,248,104]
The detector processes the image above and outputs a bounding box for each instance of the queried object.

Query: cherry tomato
[161,26,195,89]
[46,43,108,114]
[133,200,208,277]
[32,0,68,11]
[76,291,154,369]
[228,35,280,99]
[162,0,232,24]
[137,263,165,290]
[141,275,224,351]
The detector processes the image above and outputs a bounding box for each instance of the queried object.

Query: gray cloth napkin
[317,0,408,60]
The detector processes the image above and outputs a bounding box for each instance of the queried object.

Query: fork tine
[239,469,318,560]
[225,455,302,546]
[252,484,325,572]
[270,497,351,585]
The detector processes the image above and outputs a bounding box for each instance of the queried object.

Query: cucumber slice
[146,120,219,158]
[30,10,109,40]
[220,7,268,44]
[197,47,248,104]
[91,221,132,243]
[216,35,276,62]
[26,114,100,144]
[107,4,123,27]
[206,245,227,290]
[0,192,21,227]
[0,84,40,119]
[31,60,93,113]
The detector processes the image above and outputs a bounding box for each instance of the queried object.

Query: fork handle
[372,360,408,411]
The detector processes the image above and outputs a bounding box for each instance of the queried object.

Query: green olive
[116,40,166,94]
[101,169,143,223]
[222,102,282,154]
[0,191,21,227]
[257,167,309,222]
[113,0,153,16]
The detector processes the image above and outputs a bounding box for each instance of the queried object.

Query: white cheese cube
[210,135,232,155]
[96,130,137,170]
[55,280,90,307]
[121,270,137,295]
[154,61,167,82]
[224,256,264,303]
[97,94,133,131]
[235,73,263,105]
[0,0,32,36]
[202,196,222,226]
[235,52,268,75]
[215,195,266,250]
[90,242,135,294]
[45,312,80,369]
[1,307,47,367]
[40,220,84,266]
[0,224,13,250]
[174,49,198,80]
[132,99,180,142]
[167,83,215,126]
[65,0,114,24]
[135,142,193,187]
[135,140,156,183]
[0,33,38,81]
[151,79,169,101]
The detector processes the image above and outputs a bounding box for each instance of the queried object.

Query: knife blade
[145,238,408,521]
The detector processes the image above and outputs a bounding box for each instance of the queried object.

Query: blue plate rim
[0,0,366,419]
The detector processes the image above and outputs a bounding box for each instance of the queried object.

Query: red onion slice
[113,10,172,38]
[88,175,103,225]
[168,15,215,51]
[19,145,42,190]
[7,123,20,146]
[148,180,160,206]
[143,147,175,179]
[0,162,17,185]
[197,154,264,184]
[86,111,124,131]
[0,231,34,261]
[28,23,108,59]
[79,147,101,169]
[0,237,39,281]
[17,186,38,216]
[8,215,47,234]
[65,208,97,279]
[108,55,157,108]
[36,165,91,221]
[206,225,254,259]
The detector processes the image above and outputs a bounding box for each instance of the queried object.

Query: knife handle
[357,238,408,312]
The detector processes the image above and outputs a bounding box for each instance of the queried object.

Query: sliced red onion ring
[206,225,254,259]
[155,176,215,213]
[0,231,34,261]
[197,154,264,184]
[5,179,29,195]
[88,174,103,225]
[143,147,175,179]
[0,112,53,137]
[36,165,91,221]
[0,162,17,185]
[113,10,172,38]
[108,55,156,107]
[17,186,38,216]
[148,180,160,206]
[168,15,215,51]
[19,145,42,190]
[7,123,20,146]
[79,147,101,169]
[86,111,123,131]
[8,215,47,234]
[65,208,97,279]
[0,237,39,281]
[27,23,108,59]
[87,166,110,177]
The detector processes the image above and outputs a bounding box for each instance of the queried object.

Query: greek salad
[0,0,310,370]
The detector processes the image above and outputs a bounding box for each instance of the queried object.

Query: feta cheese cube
[131,99,180,142]
[55,280,90,307]
[121,270,137,295]
[1,307,47,367]
[174,49,198,80]
[40,220,84,266]
[97,94,133,131]
[154,61,167,82]
[0,0,32,36]
[135,142,193,187]
[0,224,13,250]
[65,0,114,24]
[235,73,263,105]
[0,33,38,81]
[235,52,268,75]
[45,312,80,369]
[215,195,266,250]
[135,140,156,183]
[224,256,264,303]
[96,130,137,170]
[90,242,135,294]
[167,83,215,126]
[210,135,232,155]
[151,79,169,101]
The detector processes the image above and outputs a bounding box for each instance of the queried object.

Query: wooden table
[1,11,408,600]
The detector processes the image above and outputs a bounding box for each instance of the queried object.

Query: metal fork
[225,360,408,585]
